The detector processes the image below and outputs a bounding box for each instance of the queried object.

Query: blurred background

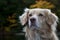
[0,0,60,40]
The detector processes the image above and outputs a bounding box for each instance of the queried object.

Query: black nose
[30,18,36,23]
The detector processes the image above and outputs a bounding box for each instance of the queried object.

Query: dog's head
[19,8,58,31]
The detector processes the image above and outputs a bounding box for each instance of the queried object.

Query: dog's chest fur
[25,27,55,40]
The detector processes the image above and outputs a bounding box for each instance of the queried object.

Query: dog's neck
[25,26,53,40]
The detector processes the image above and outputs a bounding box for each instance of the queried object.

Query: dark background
[0,0,60,40]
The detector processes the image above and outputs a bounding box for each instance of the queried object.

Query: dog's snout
[30,18,36,23]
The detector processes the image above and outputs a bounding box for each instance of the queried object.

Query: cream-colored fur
[19,8,59,40]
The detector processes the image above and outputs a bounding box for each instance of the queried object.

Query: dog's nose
[30,18,36,23]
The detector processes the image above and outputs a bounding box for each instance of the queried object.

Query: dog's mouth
[31,23,37,27]
[29,22,39,30]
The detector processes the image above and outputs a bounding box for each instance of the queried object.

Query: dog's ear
[19,8,29,25]
[45,9,58,27]
[47,13,58,25]
[46,12,58,31]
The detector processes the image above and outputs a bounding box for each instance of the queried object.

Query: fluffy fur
[19,8,59,40]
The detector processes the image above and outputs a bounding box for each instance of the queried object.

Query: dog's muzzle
[29,18,38,30]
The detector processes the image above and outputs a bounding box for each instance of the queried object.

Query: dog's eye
[29,14,32,16]
[38,14,43,16]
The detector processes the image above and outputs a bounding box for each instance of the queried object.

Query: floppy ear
[45,9,58,31]
[46,12,58,31]
[44,9,58,26]
[46,13,58,25]
[19,8,29,25]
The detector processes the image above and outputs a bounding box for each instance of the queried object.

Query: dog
[19,8,59,40]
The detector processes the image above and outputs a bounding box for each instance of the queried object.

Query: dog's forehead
[28,8,51,16]
[29,9,40,14]
[29,9,49,14]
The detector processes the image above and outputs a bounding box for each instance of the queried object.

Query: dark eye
[29,14,32,16]
[38,14,43,16]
